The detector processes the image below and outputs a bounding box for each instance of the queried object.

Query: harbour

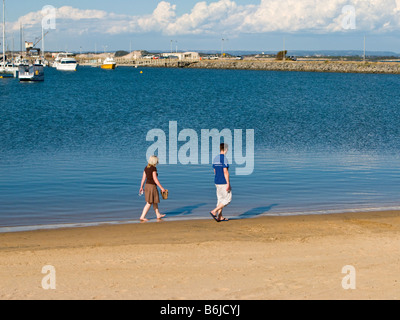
[2,66,400,230]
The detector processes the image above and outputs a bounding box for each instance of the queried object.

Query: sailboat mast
[2,0,5,66]
[42,25,44,59]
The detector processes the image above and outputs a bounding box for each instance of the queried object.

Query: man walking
[210,143,232,222]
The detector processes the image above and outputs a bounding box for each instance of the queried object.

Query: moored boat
[0,0,17,78]
[101,57,116,70]
[18,64,44,82]
[0,62,18,77]
[53,53,78,71]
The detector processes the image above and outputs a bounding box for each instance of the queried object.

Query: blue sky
[6,0,204,20]
[3,0,400,53]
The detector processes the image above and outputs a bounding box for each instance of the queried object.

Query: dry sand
[1,211,399,300]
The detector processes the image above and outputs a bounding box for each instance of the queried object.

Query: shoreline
[1,210,399,299]
[80,59,400,75]
[3,205,400,234]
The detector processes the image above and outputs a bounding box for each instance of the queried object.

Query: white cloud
[164,0,242,35]
[136,1,177,33]
[10,6,109,30]
[56,6,109,20]
[9,0,400,36]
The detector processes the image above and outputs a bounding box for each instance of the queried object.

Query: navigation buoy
[140,71,143,74]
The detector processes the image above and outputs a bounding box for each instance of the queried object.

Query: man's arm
[224,167,231,192]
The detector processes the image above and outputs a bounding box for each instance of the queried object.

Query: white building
[161,52,200,61]
[132,51,143,59]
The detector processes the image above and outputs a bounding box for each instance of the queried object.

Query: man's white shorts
[216,184,232,207]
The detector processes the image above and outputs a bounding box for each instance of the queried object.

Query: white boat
[13,56,27,66]
[18,64,44,82]
[3,62,18,76]
[53,53,78,71]
[34,58,48,67]
[0,0,16,78]
[0,65,14,78]
[0,61,18,77]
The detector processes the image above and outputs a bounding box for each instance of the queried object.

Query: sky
[3,0,400,53]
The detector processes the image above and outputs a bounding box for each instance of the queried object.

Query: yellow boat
[101,57,116,70]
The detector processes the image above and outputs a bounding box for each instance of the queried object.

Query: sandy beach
[0,211,399,300]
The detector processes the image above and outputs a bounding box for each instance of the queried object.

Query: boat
[0,71,13,78]
[18,63,44,82]
[3,62,18,76]
[34,57,48,67]
[53,53,78,71]
[13,56,28,66]
[0,0,16,78]
[0,60,13,76]
[101,57,116,69]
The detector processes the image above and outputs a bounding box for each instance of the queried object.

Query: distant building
[132,51,143,59]
[161,52,200,61]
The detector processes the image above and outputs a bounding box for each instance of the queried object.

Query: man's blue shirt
[213,154,229,185]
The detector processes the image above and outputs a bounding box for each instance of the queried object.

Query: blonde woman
[139,155,167,222]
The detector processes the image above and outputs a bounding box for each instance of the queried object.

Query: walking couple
[139,143,232,222]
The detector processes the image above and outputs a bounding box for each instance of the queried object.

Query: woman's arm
[153,171,166,193]
[139,171,146,193]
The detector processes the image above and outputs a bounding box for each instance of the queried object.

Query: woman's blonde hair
[147,155,159,168]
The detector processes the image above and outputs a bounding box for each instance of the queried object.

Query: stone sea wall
[81,58,400,74]
[183,60,400,74]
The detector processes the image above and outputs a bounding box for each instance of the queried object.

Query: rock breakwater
[185,60,400,74]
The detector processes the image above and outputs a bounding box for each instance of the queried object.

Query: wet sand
[1,211,399,300]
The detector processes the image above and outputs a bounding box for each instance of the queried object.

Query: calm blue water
[1,66,400,231]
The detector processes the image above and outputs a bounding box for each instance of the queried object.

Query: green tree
[276,50,287,60]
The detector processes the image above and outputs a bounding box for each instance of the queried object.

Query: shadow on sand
[165,203,207,217]
[230,204,279,220]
